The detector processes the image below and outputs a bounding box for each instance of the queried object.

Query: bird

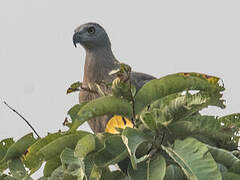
[73,22,155,133]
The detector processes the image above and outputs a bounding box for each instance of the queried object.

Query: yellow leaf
[105,115,133,134]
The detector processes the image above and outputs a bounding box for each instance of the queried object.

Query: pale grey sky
[1,0,240,141]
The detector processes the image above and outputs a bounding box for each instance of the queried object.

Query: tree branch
[3,101,41,138]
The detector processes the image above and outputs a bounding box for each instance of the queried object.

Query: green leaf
[207,145,240,174]
[122,128,152,169]
[0,138,14,161]
[118,157,131,175]
[141,91,223,131]
[66,81,82,94]
[107,170,128,180]
[60,148,84,179]
[167,115,237,149]
[128,160,147,180]
[1,133,36,165]
[28,163,42,177]
[1,176,15,180]
[89,165,102,180]
[218,164,228,173]
[219,113,240,137]
[37,177,48,180]
[0,173,8,180]
[24,132,66,171]
[135,73,224,114]
[43,156,61,177]
[38,131,90,161]
[147,154,166,180]
[219,113,240,128]
[60,148,99,180]
[61,148,80,167]
[140,111,158,131]
[50,166,77,180]
[164,165,186,180]
[94,135,128,167]
[71,81,82,89]
[162,137,221,180]
[53,156,97,180]
[222,172,240,180]
[84,156,96,180]
[128,153,166,180]
[70,96,133,132]
[229,162,240,174]
[68,103,88,123]
[131,84,137,98]
[0,138,14,171]
[74,134,95,159]
[7,158,28,180]
[112,77,132,101]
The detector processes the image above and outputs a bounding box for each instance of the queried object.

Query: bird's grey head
[73,23,111,50]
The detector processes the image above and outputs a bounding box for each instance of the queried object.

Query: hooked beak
[72,32,81,48]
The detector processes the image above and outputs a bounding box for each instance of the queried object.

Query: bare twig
[80,84,98,94]
[129,74,136,126]
[3,101,41,138]
[160,132,165,145]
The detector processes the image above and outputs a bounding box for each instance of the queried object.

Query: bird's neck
[83,47,118,83]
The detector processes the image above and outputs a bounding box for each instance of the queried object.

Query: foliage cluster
[1,64,240,180]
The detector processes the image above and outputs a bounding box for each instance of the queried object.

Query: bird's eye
[87,27,95,34]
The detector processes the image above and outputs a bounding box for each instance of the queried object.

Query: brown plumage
[73,23,155,133]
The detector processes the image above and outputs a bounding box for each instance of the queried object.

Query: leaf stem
[129,75,136,126]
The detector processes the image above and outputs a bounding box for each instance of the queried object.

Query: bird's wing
[130,71,156,91]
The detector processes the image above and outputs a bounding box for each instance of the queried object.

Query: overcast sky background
[1,1,240,177]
